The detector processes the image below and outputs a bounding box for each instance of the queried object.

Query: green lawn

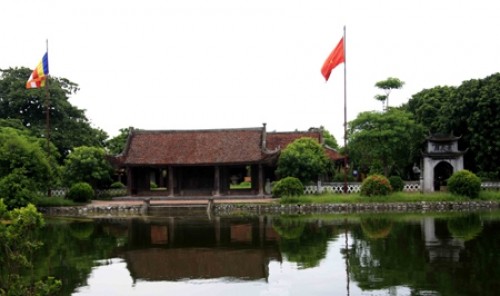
[279,191,500,204]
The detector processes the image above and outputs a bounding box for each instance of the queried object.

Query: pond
[17,210,500,295]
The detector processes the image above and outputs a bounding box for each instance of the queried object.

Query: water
[17,211,500,295]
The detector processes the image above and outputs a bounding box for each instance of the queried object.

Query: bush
[360,174,392,197]
[388,176,404,192]
[150,181,158,189]
[67,182,94,203]
[447,170,481,199]
[272,177,304,198]
[110,181,126,189]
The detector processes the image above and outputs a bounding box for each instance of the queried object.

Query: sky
[1,0,499,143]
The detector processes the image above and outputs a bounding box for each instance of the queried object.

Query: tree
[404,73,500,178]
[0,127,54,208]
[445,73,500,176]
[276,137,330,184]
[320,126,339,150]
[0,68,108,160]
[62,146,113,189]
[106,127,132,155]
[374,77,405,110]
[0,200,61,295]
[403,85,455,133]
[348,109,425,177]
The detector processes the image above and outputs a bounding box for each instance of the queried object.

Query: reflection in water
[14,211,500,295]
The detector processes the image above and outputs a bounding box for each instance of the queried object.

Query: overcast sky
[1,0,499,142]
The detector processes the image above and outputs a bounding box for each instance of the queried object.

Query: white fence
[48,188,127,198]
[304,181,422,195]
[304,181,500,195]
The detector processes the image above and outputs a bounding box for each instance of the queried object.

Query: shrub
[110,181,126,189]
[67,182,94,203]
[360,174,392,197]
[447,170,481,199]
[388,176,404,192]
[272,177,304,198]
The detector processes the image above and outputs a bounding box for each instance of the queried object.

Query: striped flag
[26,52,49,89]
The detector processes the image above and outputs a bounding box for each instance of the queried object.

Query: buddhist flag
[321,37,344,81]
[26,52,49,89]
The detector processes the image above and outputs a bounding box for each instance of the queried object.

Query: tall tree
[348,109,425,177]
[0,68,107,160]
[403,85,455,133]
[445,73,500,176]
[374,77,405,111]
[404,73,500,178]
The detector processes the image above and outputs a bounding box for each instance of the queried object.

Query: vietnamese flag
[321,37,344,81]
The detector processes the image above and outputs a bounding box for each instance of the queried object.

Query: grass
[279,191,500,204]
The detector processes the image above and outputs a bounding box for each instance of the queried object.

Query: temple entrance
[422,135,466,192]
[433,161,453,191]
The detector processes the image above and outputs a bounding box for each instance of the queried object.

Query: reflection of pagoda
[421,218,464,262]
[422,134,467,192]
[119,217,282,281]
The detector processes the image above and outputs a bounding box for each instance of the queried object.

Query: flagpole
[343,26,349,194]
[45,39,52,197]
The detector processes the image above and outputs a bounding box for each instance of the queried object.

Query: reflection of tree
[272,216,305,239]
[69,222,95,240]
[448,214,483,241]
[360,218,393,239]
[348,220,428,291]
[273,217,337,269]
[30,219,118,295]
[348,214,500,295]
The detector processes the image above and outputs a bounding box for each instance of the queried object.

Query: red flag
[321,37,344,81]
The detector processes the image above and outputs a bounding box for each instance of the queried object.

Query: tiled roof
[266,131,322,151]
[123,128,265,165]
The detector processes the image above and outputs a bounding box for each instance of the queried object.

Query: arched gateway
[422,135,466,192]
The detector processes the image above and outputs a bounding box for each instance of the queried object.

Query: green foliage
[388,176,404,192]
[0,68,108,161]
[360,174,393,197]
[110,181,126,189]
[0,127,53,208]
[321,126,339,149]
[66,182,94,203]
[272,177,304,198]
[276,137,330,184]
[106,127,132,155]
[150,181,158,189]
[0,169,39,210]
[348,109,425,177]
[404,73,500,177]
[0,200,61,295]
[62,146,113,189]
[447,170,481,199]
[374,77,405,109]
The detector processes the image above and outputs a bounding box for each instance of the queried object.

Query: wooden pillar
[258,164,264,196]
[168,166,174,197]
[127,167,133,196]
[214,166,220,196]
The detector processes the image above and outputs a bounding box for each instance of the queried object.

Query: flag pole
[342,26,349,194]
[45,39,52,197]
